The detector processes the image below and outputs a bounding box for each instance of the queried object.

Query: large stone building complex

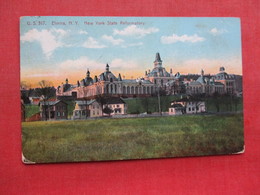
[56,53,242,99]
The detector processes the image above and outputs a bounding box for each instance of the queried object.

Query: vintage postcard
[20,16,244,163]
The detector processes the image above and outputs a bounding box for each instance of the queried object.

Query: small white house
[72,97,127,119]
[185,101,206,114]
[169,103,184,115]
[73,99,103,119]
[169,97,206,115]
[103,97,127,116]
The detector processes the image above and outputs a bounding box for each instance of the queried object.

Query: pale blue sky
[20,16,242,86]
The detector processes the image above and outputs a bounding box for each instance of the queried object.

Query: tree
[20,81,32,104]
[36,80,54,120]
[103,106,113,116]
[212,92,221,112]
[95,85,109,116]
[140,96,150,113]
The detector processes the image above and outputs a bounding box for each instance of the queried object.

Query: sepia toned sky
[20,16,242,87]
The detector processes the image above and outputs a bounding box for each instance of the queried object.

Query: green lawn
[22,113,244,163]
[25,105,40,118]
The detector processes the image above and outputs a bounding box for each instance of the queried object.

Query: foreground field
[22,113,244,163]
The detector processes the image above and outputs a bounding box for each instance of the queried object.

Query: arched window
[123,86,126,94]
[135,86,138,94]
[127,86,130,94]
[131,86,134,94]
[110,85,113,94]
[114,84,117,93]
[138,87,142,94]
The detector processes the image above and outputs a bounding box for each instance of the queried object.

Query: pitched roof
[40,100,67,106]
[104,97,126,104]
[170,103,184,108]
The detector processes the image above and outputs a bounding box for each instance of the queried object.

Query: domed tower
[154,52,163,68]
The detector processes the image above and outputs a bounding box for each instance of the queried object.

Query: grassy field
[22,113,244,163]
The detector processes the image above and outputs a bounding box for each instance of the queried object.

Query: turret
[93,75,98,83]
[170,68,173,74]
[87,69,90,77]
[106,63,110,72]
[219,66,225,72]
[118,73,122,81]
[201,69,204,76]
[65,78,68,85]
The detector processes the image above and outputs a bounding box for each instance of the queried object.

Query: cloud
[21,28,68,58]
[177,58,242,75]
[161,34,205,44]
[24,73,60,78]
[55,57,140,80]
[209,28,227,36]
[102,35,124,45]
[110,58,139,70]
[57,56,105,71]
[82,37,107,48]
[79,30,88,35]
[120,42,143,48]
[113,25,159,38]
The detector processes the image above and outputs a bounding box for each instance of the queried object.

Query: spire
[77,80,80,87]
[106,63,109,72]
[154,52,163,68]
[170,68,173,74]
[87,69,90,77]
[65,78,68,84]
[201,69,204,76]
[154,52,162,62]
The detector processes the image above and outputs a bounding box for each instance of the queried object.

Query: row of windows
[92,111,100,116]
[57,112,65,117]
[74,110,86,116]
[122,86,156,95]
[92,105,99,109]
[108,104,121,108]
[56,106,66,110]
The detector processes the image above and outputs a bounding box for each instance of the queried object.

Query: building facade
[39,100,68,120]
[169,98,206,115]
[56,53,241,99]
[72,97,127,119]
